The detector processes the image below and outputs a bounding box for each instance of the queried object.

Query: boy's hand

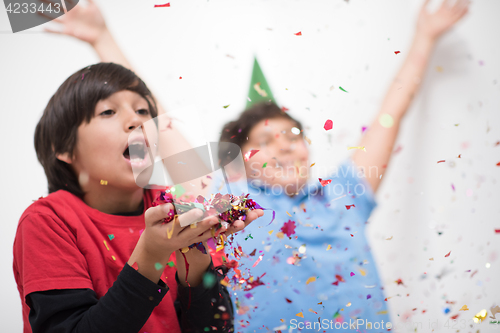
[417,0,469,41]
[223,209,264,237]
[41,0,108,46]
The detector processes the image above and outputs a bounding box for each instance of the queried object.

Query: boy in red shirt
[13,62,263,333]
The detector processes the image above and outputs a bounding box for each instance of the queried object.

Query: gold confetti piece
[268,230,274,235]
[376,310,388,315]
[385,236,393,240]
[429,258,434,261]
[276,232,284,239]
[436,66,443,72]
[347,146,366,152]
[310,163,315,167]
[111,255,116,261]
[306,276,316,285]
[296,312,304,318]
[326,244,332,251]
[473,309,487,323]
[309,308,317,314]
[100,179,108,185]
[359,268,366,276]
[346,302,351,307]
[253,82,268,97]
[280,319,285,322]
[459,305,469,311]
[379,114,394,128]
[220,279,229,287]
[167,223,174,239]
[181,247,190,253]
[286,211,292,217]
[304,136,311,145]
[103,240,110,251]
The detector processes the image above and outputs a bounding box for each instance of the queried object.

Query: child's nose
[124,111,143,131]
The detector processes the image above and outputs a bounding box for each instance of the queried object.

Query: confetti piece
[262,162,267,168]
[100,180,108,185]
[350,272,355,277]
[131,262,139,270]
[347,146,366,152]
[497,162,500,166]
[326,245,332,251]
[203,272,217,288]
[111,255,116,261]
[395,278,404,285]
[166,261,175,267]
[429,258,434,261]
[490,305,500,319]
[154,2,170,7]
[339,86,348,93]
[451,184,455,191]
[386,236,393,240]
[437,160,446,163]
[436,66,443,72]
[318,178,331,187]
[359,268,366,276]
[108,234,114,241]
[223,104,230,108]
[324,119,333,131]
[281,220,296,237]
[310,163,315,167]
[376,310,388,315]
[244,234,253,240]
[459,305,469,311]
[345,204,355,210]
[179,76,182,79]
[286,211,292,217]
[268,230,274,235]
[306,276,316,285]
[281,106,289,112]
[304,135,311,145]
[254,82,268,97]
[361,126,368,133]
[495,229,500,234]
[244,149,260,161]
[294,31,302,36]
[154,262,163,271]
[379,114,394,128]
[252,255,263,268]
[445,251,451,257]
[394,51,401,54]
[473,309,488,323]
[296,312,304,318]
[367,294,372,299]
[103,240,109,251]
[285,298,293,303]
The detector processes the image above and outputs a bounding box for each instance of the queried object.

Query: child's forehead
[97,90,148,105]
[252,118,299,135]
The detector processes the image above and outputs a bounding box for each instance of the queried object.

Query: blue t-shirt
[211,158,391,332]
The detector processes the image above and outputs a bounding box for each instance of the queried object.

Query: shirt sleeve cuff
[121,263,169,306]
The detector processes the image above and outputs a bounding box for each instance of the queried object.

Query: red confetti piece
[318,178,331,187]
[281,220,296,237]
[450,314,459,320]
[332,281,339,286]
[324,119,333,131]
[179,76,182,79]
[445,251,451,257]
[495,229,500,233]
[281,106,289,112]
[395,278,404,285]
[294,31,302,36]
[131,262,139,271]
[437,160,446,163]
[497,162,500,166]
[154,2,170,7]
[265,119,269,126]
[394,51,400,54]
[335,274,345,282]
[244,149,260,161]
[345,204,355,210]
[285,298,293,303]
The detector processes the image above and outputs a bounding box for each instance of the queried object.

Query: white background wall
[1,0,499,331]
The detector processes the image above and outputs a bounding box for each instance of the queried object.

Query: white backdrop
[1,0,499,331]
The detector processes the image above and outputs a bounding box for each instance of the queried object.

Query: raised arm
[44,0,211,195]
[351,0,469,193]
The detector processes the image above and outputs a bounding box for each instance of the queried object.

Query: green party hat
[246,57,276,108]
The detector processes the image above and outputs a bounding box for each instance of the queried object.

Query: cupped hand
[40,0,108,46]
[223,209,264,237]
[417,0,469,40]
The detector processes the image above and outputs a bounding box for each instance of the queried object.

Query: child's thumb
[145,203,174,225]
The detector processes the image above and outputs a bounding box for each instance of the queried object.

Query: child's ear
[56,152,73,164]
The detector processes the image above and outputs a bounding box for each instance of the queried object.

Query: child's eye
[137,109,149,115]
[99,109,114,116]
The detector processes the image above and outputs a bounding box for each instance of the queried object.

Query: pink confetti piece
[281,220,296,237]
[361,126,368,133]
[154,2,170,7]
[350,272,355,277]
[318,178,331,187]
[252,255,264,268]
[324,119,333,131]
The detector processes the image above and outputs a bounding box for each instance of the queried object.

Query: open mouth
[123,140,148,163]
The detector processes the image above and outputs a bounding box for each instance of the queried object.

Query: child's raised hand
[41,0,108,46]
[416,0,469,40]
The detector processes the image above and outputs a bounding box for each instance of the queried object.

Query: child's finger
[176,208,205,227]
[144,203,174,226]
[178,215,219,241]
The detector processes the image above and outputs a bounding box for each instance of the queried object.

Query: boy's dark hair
[218,101,303,165]
[35,62,159,198]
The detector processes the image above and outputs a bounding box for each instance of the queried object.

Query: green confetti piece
[245,234,253,240]
[154,262,163,271]
[339,86,348,93]
[262,162,267,168]
[108,234,114,241]
[166,261,175,267]
[223,104,230,108]
[202,272,217,289]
